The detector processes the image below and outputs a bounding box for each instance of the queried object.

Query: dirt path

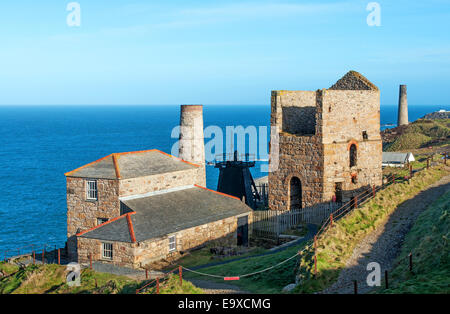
[322,174,450,294]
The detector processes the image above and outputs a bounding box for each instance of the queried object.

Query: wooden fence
[252,202,341,239]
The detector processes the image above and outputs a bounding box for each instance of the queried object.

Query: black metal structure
[214,151,260,210]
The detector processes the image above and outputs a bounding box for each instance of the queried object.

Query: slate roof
[65,149,198,180]
[77,185,252,243]
[382,152,414,164]
[329,71,379,91]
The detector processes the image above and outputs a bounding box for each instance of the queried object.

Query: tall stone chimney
[398,85,409,126]
[179,105,206,185]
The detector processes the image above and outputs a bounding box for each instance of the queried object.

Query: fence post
[353,280,358,294]
[314,255,317,276]
[427,158,430,169]
[32,251,35,265]
[42,249,45,264]
[409,253,413,272]
[330,214,333,227]
[372,185,376,197]
[145,268,148,279]
[156,278,160,294]
[393,174,396,184]
[385,270,389,289]
[355,196,358,208]
[409,164,413,178]
[89,253,93,270]
[179,266,183,286]
[58,249,60,265]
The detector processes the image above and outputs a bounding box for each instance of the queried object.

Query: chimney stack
[179,105,206,185]
[398,85,409,126]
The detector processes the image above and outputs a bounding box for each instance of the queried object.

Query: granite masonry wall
[77,213,251,269]
[268,87,382,211]
[66,177,120,260]
[118,167,205,198]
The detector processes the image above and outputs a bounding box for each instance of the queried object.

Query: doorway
[237,216,248,246]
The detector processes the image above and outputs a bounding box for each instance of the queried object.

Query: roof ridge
[76,212,136,237]
[112,153,122,179]
[126,213,137,243]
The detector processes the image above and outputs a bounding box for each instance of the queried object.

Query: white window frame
[86,180,98,201]
[169,235,177,252]
[102,242,113,260]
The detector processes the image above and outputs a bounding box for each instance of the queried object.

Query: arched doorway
[289,177,302,210]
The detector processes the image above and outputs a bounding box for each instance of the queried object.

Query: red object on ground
[224,277,240,281]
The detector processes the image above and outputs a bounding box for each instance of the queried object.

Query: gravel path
[322,174,450,294]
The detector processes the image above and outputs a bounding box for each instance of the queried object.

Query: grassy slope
[386,119,450,151]
[293,165,448,293]
[376,191,450,294]
[0,263,202,294]
[183,242,306,294]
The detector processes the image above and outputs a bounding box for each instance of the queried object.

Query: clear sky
[0,0,449,106]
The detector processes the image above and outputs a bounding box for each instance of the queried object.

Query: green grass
[376,191,450,294]
[183,242,307,294]
[293,165,448,293]
[385,119,450,152]
[140,275,203,294]
[171,246,267,271]
[0,263,203,294]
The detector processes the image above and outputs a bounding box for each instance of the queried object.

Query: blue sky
[0,0,449,105]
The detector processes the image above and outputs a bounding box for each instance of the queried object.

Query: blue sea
[0,104,448,257]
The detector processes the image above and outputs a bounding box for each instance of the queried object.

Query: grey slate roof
[65,149,197,180]
[382,152,413,164]
[79,186,252,243]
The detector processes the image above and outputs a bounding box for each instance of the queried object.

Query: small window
[362,131,368,140]
[349,144,357,168]
[351,175,358,184]
[169,235,176,252]
[97,218,108,225]
[86,180,98,200]
[102,242,113,260]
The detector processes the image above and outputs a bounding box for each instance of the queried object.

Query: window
[86,180,98,200]
[169,235,176,252]
[97,218,108,225]
[349,144,357,168]
[351,175,358,184]
[362,131,368,140]
[102,242,113,260]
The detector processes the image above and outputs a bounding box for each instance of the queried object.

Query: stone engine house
[268,71,383,211]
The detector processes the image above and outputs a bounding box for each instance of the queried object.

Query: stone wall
[268,134,324,211]
[66,177,120,260]
[77,213,251,269]
[271,91,317,135]
[268,87,382,211]
[118,167,204,197]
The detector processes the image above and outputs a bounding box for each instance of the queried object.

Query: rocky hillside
[422,111,450,120]
[382,118,450,152]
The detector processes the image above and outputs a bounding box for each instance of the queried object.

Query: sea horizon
[0,104,449,256]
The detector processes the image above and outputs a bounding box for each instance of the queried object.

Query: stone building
[268,71,383,211]
[65,106,252,269]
